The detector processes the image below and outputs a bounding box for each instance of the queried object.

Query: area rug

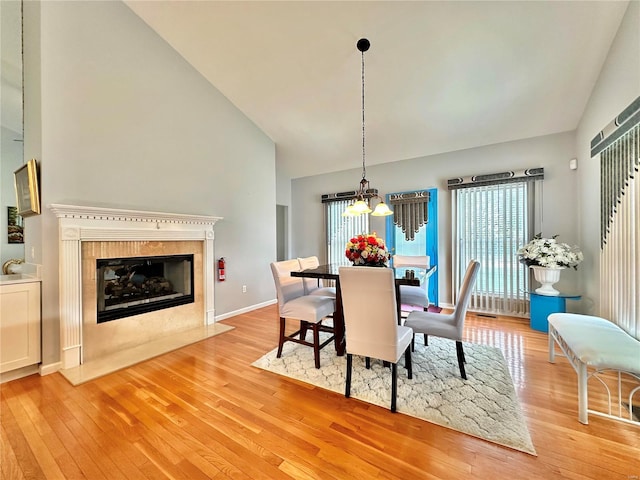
[252,334,536,455]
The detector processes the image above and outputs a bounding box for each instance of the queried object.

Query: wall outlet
[242,285,247,293]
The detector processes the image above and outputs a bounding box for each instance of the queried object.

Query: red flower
[344,232,389,266]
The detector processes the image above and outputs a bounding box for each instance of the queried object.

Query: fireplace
[51,204,222,369]
[96,254,194,323]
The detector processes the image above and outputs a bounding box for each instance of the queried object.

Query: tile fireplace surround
[50,204,222,371]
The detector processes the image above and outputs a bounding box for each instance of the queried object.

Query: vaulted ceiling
[125,1,629,179]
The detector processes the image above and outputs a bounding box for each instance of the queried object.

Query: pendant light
[342,38,393,217]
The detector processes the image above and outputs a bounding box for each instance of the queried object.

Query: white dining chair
[339,266,413,412]
[404,260,480,379]
[392,255,436,316]
[270,260,336,368]
[297,256,337,298]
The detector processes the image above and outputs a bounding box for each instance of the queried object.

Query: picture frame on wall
[7,206,24,244]
[14,158,41,217]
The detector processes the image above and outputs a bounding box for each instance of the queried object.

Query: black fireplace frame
[96,254,195,323]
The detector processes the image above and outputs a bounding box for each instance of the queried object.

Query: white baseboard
[39,362,62,376]
[0,364,39,384]
[215,299,277,322]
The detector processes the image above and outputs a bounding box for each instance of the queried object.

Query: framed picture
[7,207,24,244]
[14,158,41,217]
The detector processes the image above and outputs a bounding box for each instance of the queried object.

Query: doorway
[276,204,288,261]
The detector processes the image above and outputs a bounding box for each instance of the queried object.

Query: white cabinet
[0,280,41,373]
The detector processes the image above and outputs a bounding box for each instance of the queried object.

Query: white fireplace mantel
[50,204,223,369]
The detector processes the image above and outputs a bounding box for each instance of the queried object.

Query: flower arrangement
[517,234,584,270]
[345,232,390,266]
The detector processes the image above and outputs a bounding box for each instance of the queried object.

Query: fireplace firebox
[96,254,194,323]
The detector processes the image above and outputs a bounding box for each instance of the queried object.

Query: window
[385,188,439,305]
[393,225,427,256]
[325,199,369,266]
[450,169,543,316]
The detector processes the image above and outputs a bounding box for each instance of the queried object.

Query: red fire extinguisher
[218,258,226,281]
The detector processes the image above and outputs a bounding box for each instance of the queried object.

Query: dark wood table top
[291,263,424,286]
[290,263,434,354]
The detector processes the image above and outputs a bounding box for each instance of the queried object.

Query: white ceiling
[125,1,629,179]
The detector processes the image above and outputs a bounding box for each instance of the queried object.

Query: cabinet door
[1,282,41,373]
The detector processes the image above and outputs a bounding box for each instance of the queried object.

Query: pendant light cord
[342,38,392,217]
[361,49,366,182]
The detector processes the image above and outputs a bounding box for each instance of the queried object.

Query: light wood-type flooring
[1,305,639,479]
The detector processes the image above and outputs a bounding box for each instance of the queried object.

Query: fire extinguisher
[218,258,226,281]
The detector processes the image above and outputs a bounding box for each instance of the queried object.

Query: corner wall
[23,1,277,367]
[575,0,640,316]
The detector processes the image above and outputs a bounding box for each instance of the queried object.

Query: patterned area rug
[252,334,536,455]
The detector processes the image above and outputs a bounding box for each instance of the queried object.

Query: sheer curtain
[450,170,543,317]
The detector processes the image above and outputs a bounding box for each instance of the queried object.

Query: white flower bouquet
[517,234,583,270]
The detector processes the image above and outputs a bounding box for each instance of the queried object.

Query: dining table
[291,263,429,356]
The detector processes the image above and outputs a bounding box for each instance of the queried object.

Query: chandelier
[342,38,393,217]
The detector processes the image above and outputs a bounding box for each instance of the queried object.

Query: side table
[529,292,581,333]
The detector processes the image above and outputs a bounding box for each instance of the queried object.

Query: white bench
[548,313,640,425]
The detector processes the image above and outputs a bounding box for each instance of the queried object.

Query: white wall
[575,0,640,317]
[23,1,277,367]
[292,131,579,306]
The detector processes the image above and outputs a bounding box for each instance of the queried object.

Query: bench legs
[549,317,640,426]
[549,323,589,424]
[577,362,589,424]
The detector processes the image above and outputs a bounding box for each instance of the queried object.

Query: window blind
[452,181,534,316]
[325,199,369,266]
[594,96,640,340]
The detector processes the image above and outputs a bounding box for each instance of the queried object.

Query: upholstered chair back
[298,255,322,292]
[270,259,305,311]
[339,266,401,363]
[392,255,430,269]
[452,260,481,336]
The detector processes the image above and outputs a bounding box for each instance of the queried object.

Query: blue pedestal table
[529,292,581,333]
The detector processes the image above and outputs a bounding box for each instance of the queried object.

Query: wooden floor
[1,305,638,479]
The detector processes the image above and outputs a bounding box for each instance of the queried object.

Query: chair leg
[277,317,286,358]
[456,341,467,380]
[300,321,309,341]
[391,363,398,413]
[345,354,352,398]
[365,357,371,369]
[313,324,321,369]
[405,346,412,380]
[424,334,428,346]
[411,333,415,352]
